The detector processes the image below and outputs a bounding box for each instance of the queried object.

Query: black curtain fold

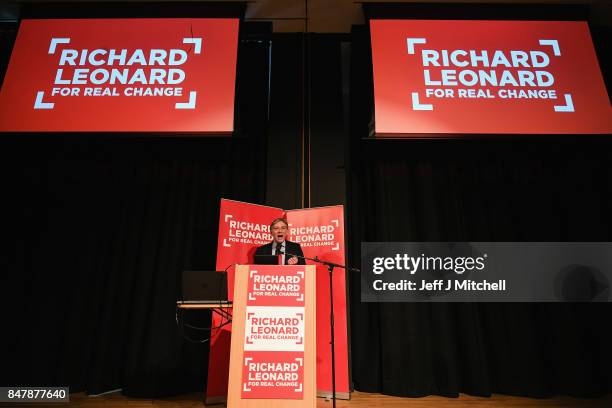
[347,138,612,398]
[1,136,262,396]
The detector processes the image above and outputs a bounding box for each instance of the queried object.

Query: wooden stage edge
[18,391,612,407]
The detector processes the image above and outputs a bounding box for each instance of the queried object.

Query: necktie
[276,243,284,264]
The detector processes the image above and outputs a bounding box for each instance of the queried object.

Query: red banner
[215,200,282,296]
[0,18,238,133]
[370,20,612,135]
[208,199,350,403]
[286,206,350,396]
[207,200,282,402]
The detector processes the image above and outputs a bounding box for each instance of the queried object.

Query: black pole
[328,263,336,408]
[282,251,359,406]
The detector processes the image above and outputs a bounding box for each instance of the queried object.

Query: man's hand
[287,256,298,265]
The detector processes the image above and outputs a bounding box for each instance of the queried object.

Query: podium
[227,264,316,407]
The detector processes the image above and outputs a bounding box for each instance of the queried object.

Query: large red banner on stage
[370,20,612,135]
[209,199,349,403]
[208,200,281,402]
[286,206,350,396]
[0,18,238,133]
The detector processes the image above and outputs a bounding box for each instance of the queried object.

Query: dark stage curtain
[347,139,612,398]
[347,21,612,398]
[0,38,269,397]
[0,136,262,396]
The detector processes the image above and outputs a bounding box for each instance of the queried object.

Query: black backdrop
[347,138,612,398]
[0,1,611,402]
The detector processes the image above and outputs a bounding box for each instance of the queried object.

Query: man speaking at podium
[255,217,306,265]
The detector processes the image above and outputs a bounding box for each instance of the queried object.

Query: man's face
[271,221,288,244]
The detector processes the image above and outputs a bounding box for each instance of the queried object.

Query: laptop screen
[181,271,228,303]
[254,255,280,265]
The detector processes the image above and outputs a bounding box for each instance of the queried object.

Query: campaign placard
[241,351,304,399]
[370,20,612,135]
[248,267,305,306]
[0,18,239,133]
[244,306,305,351]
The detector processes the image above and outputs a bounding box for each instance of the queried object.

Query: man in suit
[254,217,306,265]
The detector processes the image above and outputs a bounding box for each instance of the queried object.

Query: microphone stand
[283,250,360,408]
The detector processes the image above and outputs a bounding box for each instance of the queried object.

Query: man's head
[270,218,289,244]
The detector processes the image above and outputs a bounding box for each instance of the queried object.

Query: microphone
[277,246,295,257]
[276,246,304,265]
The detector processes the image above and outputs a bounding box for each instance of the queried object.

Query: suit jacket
[254,240,306,265]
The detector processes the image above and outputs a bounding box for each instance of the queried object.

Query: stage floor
[29,391,611,407]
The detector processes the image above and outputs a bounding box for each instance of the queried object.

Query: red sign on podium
[241,351,304,399]
[248,268,305,306]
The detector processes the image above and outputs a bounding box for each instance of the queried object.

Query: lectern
[227,264,316,408]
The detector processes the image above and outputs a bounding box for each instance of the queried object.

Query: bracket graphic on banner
[207,199,350,404]
[370,20,612,135]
